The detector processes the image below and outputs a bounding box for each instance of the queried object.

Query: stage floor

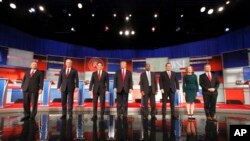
[0,111,250,141]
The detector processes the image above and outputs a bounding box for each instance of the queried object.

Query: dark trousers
[162,91,175,116]
[93,91,105,116]
[117,89,128,116]
[203,93,218,117]
[142,87,156,116]
[61,91,74,116]
[23,92,39,118]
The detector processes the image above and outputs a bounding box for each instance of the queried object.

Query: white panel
[7,48,34,67]
[146,57,168,72]
[223,68,244,88]
[169,57,190,72]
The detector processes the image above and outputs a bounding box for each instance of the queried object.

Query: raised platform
[1,103,250,114]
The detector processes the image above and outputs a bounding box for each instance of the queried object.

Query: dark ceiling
[0,0,250,49]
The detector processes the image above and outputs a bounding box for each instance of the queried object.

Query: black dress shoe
[151,116,157,120]
[60,115,66,119]
[68,115,73,119]
[91,115,97,120]
[100,115,104,120]
[29,117,35,120]
[20,116,30,122]
[171,115,178,119]
[162,115,166,119]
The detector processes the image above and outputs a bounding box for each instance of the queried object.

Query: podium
[0,78,9,108]
[78,80,84,106]
[41,80,53,106]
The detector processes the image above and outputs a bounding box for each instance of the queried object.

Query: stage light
[68,13,71,17]
[113,13,117,17]
[154,14,158,18]
[225,27,230,32]
[152,27,156,32]
[78,3,83,9]
[39,5,45,12]
[0,0,3,3]
[129,14,132,17]
[176,26,181,32]
[10,3,16,9]
[92,13,95,17]
[125,16,129,21]
[208,9,214,15]
[131,30,135,35]
[119,31,123,35]
[28,8,36,13]
[218,6,224,12]
[71,27,75,32]
[105,25,109,31]
[200,6,206,12]
[226,1,230,5]
[124,30,130,36]
[180,14,184,18]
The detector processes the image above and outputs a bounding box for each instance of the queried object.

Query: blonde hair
[185,65,194,73]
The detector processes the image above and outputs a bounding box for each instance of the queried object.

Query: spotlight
[131,30,135,35]
[200,6,206,12]
[129,14,132,17]
[154,14,158,18]
[218,6,224,12]
[226,1,230,5]
[125,16,129,21]
[152,27,156,32]
[28,8,36,13]
[71,27,75,32]
[68,13,71,17]
[77,3,83,9]
[124,30,130,36]
[113,13,117,17]
[225,27,230,32]
[119,31,123,35]
[9,3,16,9]
[0,0,3,3]
[39,5,45,11]
[92,13,95,17]
[180,14,184,18]
[176,26,181,32]
[207,9,214,15]
[105,25,109,31]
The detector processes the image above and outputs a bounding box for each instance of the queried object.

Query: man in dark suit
[57,59,79,119]
[140,63,157,119]
[89,62,109,120]
[159,63,179,118]
[114,61,133,118]
[199,64,220,121]
[21,61,44,121]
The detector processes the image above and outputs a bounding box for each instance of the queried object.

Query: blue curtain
[0,23,249,59]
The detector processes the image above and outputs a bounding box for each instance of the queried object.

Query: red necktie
[30,70,35,78]
[98,71,101,80]
[122,69,125,81]
[66,68,70,77]
[208,73,212,81]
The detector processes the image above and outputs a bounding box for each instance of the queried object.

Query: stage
[0,110,250,141]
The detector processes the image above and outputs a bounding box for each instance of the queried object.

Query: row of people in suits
[20,59,219,123]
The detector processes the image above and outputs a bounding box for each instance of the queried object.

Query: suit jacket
[57,68,79,92]
[159,71,179,93]
[140,71,157,94]
[114,69,133,93]
[21,69,44,93]
[199,73,220,94]
[89,70,109,94]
